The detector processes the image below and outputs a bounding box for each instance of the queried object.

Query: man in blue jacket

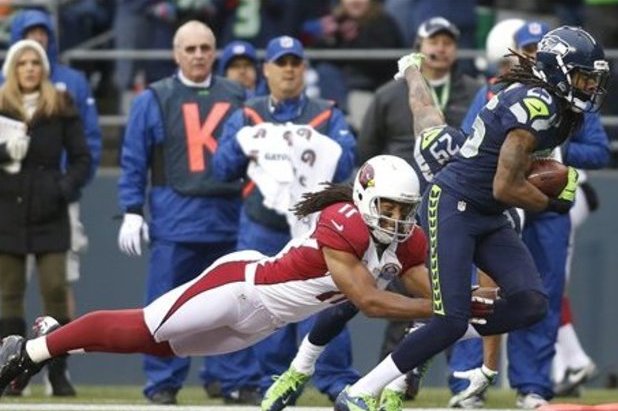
[117,20,246,405]
[213,36,359,405]
[1,8,103,397]
[450,21,610,409]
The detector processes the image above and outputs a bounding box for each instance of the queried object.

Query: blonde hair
[0,45,63,121]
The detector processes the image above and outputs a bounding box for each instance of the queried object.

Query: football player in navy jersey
[335,26,609,411]
[262,52,503,411]
[0,155,497,399]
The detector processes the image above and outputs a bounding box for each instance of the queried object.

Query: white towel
[235,123,343,237]
[236,123,295,214]
[284,124,342,237]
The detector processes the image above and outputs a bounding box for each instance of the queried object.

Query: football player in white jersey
[0,155,496,396]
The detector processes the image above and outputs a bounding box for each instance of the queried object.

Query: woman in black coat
[0,39,90,382]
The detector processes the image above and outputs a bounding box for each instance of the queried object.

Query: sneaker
[146,388,178,405]
[554,361,598,397]
[224,386,262,405]
[378,388,405,411]
[261,367,310,410]
[516,392,548,409]
[335,386,378,411]
[203,380,222,398]
[0,335,40,396]
[11,316,61,395]
[450,393,486,408]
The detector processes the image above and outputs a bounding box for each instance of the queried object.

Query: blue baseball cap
[515,21,550,49]
[265,36,304,62]
[219,40,257,72]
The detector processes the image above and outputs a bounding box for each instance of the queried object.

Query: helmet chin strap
[371,227,395,245]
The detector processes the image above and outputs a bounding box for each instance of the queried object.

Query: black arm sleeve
[307,301,360,346]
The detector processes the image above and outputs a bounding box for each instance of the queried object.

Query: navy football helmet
[534,26,609,112]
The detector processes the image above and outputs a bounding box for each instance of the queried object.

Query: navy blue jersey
[412,125,468,193]
[436,83,564,214]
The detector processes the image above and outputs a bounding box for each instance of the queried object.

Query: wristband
[546,198,572,214]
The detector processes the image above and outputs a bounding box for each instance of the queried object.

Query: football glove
[394,52,425,80]
[546,167,578,214]
[447,365,497,408]
[118,213,149,256]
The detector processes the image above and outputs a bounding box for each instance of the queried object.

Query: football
[527,158,569,198]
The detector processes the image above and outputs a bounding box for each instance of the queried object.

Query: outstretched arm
[325,247,433,319]
[397,53,445,137]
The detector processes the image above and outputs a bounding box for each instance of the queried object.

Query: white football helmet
[482,18,525,75]
[353,155,422,244]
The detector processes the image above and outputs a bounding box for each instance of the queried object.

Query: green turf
[3,385,618,408]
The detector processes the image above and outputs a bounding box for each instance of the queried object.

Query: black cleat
[0,336,40,396]
[10,316,61,395]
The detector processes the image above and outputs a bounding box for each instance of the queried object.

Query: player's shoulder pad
[396,225,428,268]
[417,125,467,151]
[497,84,559,130]
[314,202,370,258]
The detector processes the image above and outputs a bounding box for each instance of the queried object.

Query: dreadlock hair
[292,182,353,218]
[498,49,583,142]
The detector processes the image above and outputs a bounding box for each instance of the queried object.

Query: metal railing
[59,47,618,64]
[67,48,617,133]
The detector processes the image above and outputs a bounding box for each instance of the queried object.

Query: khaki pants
[0,252,69,319]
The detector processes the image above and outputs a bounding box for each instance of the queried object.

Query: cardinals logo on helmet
[358,163,375,189]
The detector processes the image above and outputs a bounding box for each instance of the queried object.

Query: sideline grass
[1,385,618,409]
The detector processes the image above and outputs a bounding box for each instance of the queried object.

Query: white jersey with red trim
[248,201,427,323]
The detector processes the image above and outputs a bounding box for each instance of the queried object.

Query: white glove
[118,213,149,256]
[394,52,426,80]
[448,365,497,408]
[5,134,30,161]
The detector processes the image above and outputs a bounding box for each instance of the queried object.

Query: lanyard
[428,76,451,111]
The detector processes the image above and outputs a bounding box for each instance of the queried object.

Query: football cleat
[10,316,61,394]
[378,388,405,411]
[0,336,40,396]
[261,367,309,411]
[335,386,378,411]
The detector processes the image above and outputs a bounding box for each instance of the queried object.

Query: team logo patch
[420,126,443,150]
[523,97,549,120]
[358,163,375,189]
[378,263,401,282]
[232,44,246,54]
[280,36,294,48]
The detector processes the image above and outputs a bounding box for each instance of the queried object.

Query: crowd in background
[0,1,617,119]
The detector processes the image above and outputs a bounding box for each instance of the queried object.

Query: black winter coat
[0,95,91,254]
